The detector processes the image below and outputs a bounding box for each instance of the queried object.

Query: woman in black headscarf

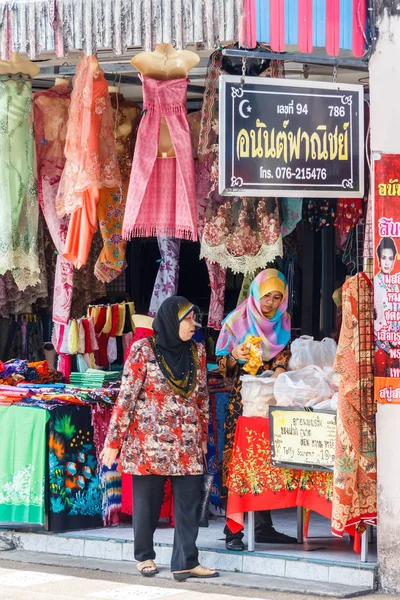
[101,296,218,581]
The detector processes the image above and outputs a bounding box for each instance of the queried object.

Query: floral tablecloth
[226,416,333,533]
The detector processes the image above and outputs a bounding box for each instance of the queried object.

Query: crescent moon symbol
[238,99,250,119]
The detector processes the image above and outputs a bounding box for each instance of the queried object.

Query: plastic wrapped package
[240,371,276,417]
[288,335,337,371]
[274,365,332,407]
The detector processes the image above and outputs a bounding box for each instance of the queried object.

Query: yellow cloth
[259,276,286,299]
[116,303,126,336]
[102,305,112,334]
[68,320,79,355]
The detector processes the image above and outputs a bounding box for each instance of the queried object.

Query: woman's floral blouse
[105,338,209,476]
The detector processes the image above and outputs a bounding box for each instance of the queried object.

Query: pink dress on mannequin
[122,76,197,241]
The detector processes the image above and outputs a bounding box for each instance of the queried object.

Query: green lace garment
[0,75,39,290]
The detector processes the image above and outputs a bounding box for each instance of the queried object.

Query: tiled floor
[60,508,377,567]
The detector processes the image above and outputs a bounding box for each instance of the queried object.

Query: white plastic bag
[240,371,276,417]
[274,365,332,407]
[288,336,337,370]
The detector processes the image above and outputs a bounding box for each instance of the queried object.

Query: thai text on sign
[269,407,336,472]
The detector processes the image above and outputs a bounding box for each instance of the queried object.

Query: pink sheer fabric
[56,55,121,218]
[33,84,74,325]
[148,237,181,318]
[122,76,197,241]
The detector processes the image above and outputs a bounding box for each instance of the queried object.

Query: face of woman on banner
[380,248,395,275]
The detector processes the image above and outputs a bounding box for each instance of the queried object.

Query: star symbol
[246,105,252,113]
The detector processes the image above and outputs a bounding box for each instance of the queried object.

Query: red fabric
[96,333,109,367]
[298,0,313,53]
[334,198,363,235]
[110,304,119,337]
[226,417,333,534]
[123,326,154,363]
[121,473,174,525]
[352,0,367,57]
[326,0,340,57]
[270,0,285,52]
[239,0,257,49]
[82,318,93,353]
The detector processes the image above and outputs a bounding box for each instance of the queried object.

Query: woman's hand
[231,343,250,362]
[100,446,119,469]
[202,441,208,455]
[272,367,285,379]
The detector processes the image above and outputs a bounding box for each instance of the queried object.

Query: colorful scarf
[216,269,291,361]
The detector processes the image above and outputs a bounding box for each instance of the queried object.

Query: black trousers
[224,510,273,541]
[133,474,202,572]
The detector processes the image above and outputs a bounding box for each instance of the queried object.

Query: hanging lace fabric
[149,237,181,318]
[197,48,283,277]
[56,55,121,269]
[34,83,74,326]
[0,74,40,290]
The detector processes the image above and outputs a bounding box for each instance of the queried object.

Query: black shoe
[255,528,297,544]
[225,539,245,551]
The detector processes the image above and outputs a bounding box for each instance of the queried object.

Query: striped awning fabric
[243,0,368,57]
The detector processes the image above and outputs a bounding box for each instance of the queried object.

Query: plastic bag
[312,392,338,412]
[288,336,337,371]
[240,371,276,417]
[274,365,332,407]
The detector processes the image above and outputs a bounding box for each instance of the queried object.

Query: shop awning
[0,0,242,60]
[241,0,368,57]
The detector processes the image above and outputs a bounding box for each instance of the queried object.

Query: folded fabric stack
[69,369,121,389]
[0,359,64,386]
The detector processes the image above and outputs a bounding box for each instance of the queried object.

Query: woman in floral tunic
[216,269,296,550]
[101,296,218,581]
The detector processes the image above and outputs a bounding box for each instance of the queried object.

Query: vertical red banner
[374,154,400,403]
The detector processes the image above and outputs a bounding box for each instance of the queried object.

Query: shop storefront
[0,0,385,594]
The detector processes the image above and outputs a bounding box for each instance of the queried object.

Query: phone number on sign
[275,167,327,180]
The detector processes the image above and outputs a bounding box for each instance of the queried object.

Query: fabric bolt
[34,83,73,326]
[280,198,303,237]
[95,94,141,283]
[0,406,49,525]
[105,338,208,476]
[0,75,40,291]
[122,76,197,241]
[56,55,121,269]
[149,237,181,318]
[332,273,377,537]
[226,416,333,534]
[216,269,291,362]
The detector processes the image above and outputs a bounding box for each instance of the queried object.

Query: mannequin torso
[131,44,199,157]
[0,52,40,77]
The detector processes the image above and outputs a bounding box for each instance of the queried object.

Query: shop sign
[269,407,336,472]
[219,75,364,198]
[374,154,400,404]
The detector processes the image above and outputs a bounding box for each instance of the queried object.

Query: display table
[226,416,333,546]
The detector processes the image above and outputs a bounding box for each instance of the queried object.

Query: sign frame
[269,406,336,473]
[219,75,364,198]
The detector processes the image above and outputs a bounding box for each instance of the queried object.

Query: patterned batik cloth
[226,416,333,534]
[149,237,181,318]
[332,272,377,537]
[56,55,121,269]
[303,199,337,230]
[91,403,122,526]
[122,76,197,241]
[334,198,363,235]
[95,94,141,283]
[0,75,40,291]
[48,404,103,532]
[280,199,303,237]
[0,406,49,525]
[34,84,73,325]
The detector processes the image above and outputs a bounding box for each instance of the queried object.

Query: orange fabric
[63,187,100,268]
